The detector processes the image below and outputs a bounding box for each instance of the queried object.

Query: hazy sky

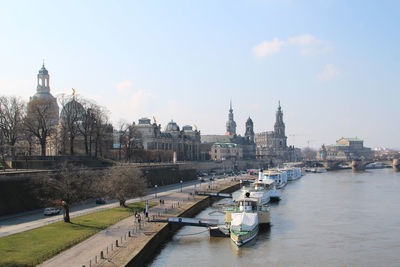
[0,0,399,148]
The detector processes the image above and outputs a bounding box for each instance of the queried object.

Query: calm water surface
[150,169,400,267]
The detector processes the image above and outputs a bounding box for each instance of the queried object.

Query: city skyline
[1,1,399,148]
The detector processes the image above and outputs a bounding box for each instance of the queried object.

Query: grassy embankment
[0,201,156,267]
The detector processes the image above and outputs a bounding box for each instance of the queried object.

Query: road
[0,175,241,237]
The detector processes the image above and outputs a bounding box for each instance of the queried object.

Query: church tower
[225,100,237,136]
[245,117,255,143]
[36,63,50,94]
[30,63,59,122]
[273,101,287,148]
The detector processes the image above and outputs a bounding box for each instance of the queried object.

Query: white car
[44,207,60,216]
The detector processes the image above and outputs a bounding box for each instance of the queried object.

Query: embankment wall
[126,183,240,266]
[0,165,197,216]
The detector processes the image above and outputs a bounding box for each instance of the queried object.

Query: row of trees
[0,95,110,158]
[37,164,147,222]
[58,94,111,157]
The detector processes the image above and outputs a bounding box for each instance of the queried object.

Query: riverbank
[86,178,242,267]
[0,202,154,267]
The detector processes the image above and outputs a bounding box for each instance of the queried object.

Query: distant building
[225,100,236,136]
[131,118,201,161]
[210,142,242,161]
[201,101,256,160]
[27,64,60,156]
[317,137,373,160]
[255,102,299,163]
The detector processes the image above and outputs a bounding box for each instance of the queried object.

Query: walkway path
[39,178,240,267]
[0,179,201,237]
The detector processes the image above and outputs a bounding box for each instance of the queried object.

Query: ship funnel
[258,169,264,181]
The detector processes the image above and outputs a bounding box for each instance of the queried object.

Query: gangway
[151,217,219,227]
[195,192,232,198]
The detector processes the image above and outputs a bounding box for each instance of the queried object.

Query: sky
[0,0,399,149]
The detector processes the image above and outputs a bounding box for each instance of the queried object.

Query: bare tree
[91,106,111,158]
[59,94,85,155]
[116,120,128,161]
[302,147,317,160]
[37,164,98,222]
[24,98,58,156]
[78,100,97,156]
[0,96,26,158]
[101,165,147,207]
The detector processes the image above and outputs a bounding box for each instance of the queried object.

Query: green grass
[0,201,157,267]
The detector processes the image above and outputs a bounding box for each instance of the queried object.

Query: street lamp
[154,184,158,198]
[180,180,183,192]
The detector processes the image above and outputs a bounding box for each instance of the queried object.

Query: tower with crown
[225,100,237,136]
[273,101,287,149]
[27,63,60,155]
[30,63,59,116]
[245,117,255,143]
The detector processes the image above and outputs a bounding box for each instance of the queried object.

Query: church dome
[39,64,48,75]
[60,99,85,122]
[165,121,180,132]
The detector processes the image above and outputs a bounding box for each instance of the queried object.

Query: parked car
[44,207,60,216]
[95,197,106,204]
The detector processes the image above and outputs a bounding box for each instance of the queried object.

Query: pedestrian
[138,214,142,229]
[159,199,162,205]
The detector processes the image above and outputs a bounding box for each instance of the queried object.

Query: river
[150,168,400,267]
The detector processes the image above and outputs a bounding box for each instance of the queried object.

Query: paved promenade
[39,178,240,267]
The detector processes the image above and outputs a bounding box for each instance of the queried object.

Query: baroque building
[317,137,374,160]
[225,100,236,136]
[255,102,299,163]
[124,118,201,161]
[27,64,60,156]
[202,101,256,160]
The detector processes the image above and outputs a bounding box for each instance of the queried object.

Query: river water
[150,169,400,267]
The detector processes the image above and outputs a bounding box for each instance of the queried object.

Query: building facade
[128,118,201,161]
[210,142,242,161]
[317,137,374,160]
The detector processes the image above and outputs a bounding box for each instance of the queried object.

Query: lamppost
[180,180,183,192]
[154,184,158,198]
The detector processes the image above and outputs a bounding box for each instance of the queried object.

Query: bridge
[302,158,400,172]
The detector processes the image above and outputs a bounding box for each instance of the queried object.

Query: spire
[229,99,232,111]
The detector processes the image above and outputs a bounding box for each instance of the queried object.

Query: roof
[201,135,232,144]
[338,137,363,142]
[327,144,347,147]
[212,142,238,148]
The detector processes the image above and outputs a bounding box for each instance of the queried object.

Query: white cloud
[115,80,133,94]
[253,38,284,58]
[317,64,339,81]
[253,34,331,58]
[288,34,321,46]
